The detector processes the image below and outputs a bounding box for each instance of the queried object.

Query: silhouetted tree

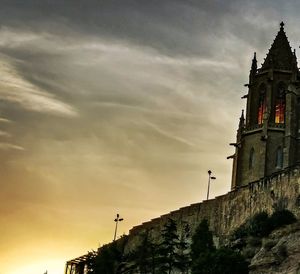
[157,218,189,274]
[176,223,191,273]
[191,219,248,274]
[133,231,158,274]
[191,219,215,262]
[87,236,128,274]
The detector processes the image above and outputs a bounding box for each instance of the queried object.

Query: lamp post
[207,170,216,200]
[113,213,124,241]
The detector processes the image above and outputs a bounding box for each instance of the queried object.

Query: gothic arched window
[276,146,283,168]
[275,82,286,124]
[258,84,266,125]
[249,148,255,169]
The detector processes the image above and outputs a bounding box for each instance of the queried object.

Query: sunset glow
[1,1,300,273]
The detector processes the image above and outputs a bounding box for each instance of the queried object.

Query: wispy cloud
[0,117,11,123]
[0,58,77,117]
[0,130,11,137]
[0,142,24,151]
[142,120,197,148]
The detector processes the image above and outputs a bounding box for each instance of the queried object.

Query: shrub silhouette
[247,212,271,237]
[192,219,248,274]
[269,209,296,230]
[231,209,297,241]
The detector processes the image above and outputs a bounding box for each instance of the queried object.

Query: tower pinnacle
[251,52,257,71]
[239,110,245,129]
[261,21,294,71]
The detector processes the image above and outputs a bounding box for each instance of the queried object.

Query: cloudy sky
[1,1,300,273]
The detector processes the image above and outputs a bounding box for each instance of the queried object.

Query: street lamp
[113,213,124,241]
[207,170,216,200]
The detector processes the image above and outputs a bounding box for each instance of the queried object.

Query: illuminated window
[249,148,255,169]
[258,85,266,124]
[276,146,283,168]
[275,83,285,124]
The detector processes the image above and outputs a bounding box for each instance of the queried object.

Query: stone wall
[124,166,300,254]
[239,129,267,185]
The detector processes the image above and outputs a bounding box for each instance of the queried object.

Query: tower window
[249,148,255,169]
[276,146,283,168]
[258,85,266,124]
[275,83,285,124]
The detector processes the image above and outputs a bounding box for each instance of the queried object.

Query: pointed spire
[261,22,295,71]
[240,109,244,120]
[251,52,257,72]
[239,110,245,130]
[292,48,298,79]
[293,48,297,64]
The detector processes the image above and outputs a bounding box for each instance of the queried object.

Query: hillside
[248,221,300,274]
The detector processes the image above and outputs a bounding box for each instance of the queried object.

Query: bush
[231,209,296,241]
[269,209,297,230]
[192,248,249,274]
[214,248,249,274]
[248,212,271,237]
[231,212,271,240]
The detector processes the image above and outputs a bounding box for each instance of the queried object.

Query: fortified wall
[124,166,300,253]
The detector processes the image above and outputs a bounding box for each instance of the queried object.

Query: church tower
[231,22,300,189]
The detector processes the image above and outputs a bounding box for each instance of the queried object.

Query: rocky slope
[245,222,300,274]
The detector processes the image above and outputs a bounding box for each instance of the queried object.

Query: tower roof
[261,22,295,71]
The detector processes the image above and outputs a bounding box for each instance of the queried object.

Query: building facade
[231,22,300,189]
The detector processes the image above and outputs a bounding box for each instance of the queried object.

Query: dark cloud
[0,0,297,57]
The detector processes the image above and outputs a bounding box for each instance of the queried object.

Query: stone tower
[231,22,300,189]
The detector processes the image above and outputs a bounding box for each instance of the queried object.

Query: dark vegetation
[86,218,249,274]
[85,209,296,273]
[191,220,248,274]
[230,208,297,264]
[232,209,297,241]
[86,236,127,274]
[158,218,190,273]
[76,195,299,272]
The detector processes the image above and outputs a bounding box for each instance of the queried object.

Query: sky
[1,1,300,273]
